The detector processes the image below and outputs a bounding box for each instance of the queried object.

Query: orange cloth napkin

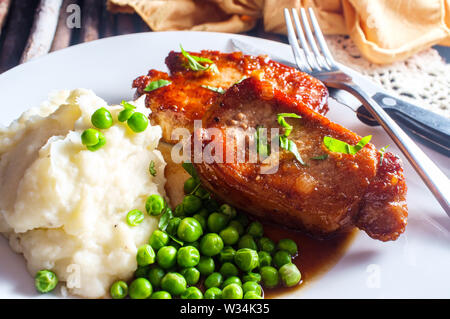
[107,0,450,64]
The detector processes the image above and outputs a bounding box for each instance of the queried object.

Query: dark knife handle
[357,92,450,156]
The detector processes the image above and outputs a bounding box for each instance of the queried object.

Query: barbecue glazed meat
[133,50,329,143]
[192,77,408,241]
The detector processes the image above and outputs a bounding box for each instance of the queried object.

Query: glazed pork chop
[133,50,329,143]
[193,77,408,241]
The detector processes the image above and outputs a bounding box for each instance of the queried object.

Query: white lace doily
[326,35,450,118]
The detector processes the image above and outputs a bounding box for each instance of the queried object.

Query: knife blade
[230,38,450,156]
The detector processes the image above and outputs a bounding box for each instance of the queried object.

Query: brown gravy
[262,224,357,298]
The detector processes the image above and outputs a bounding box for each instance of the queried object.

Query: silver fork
[284,7,450,215]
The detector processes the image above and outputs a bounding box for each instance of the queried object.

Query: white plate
[0,31,449,299]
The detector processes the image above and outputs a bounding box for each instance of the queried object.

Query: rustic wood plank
[80,0,101,42]
[100,0,115,38]
[0,0,11,36]
[0,0,39,72]
[50,0,78,51]
[116,13,136,36]
[21,0,63,63]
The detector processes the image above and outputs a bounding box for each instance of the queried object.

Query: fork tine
[283,8,311,72]
[307,7,337,70]
[295,8,328,71]
[290,8,320,71]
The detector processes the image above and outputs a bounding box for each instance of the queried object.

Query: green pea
[219,246,236,263]
[166,217,182,236]
[258,237,276,253]
[160,272,187,296]
[156,246,177,269]
[35,270,58,293]
[177,246,200,268]
[204,287,222,299]
[192,213,206,230]
[136,244,156,266]
[127,112,148,132]
[126,209,144,226]
[197,256,215,276]
[85,130,106,151]
[279,263,302,287]
[177,217,203,242]
[219,262,238,278]
[229,220,244,235]
[110,281,128,299]
[220,204,236,219]
[222,283,243,299]
[235,212,249,227]
[147,266,165,288]
[277,238,298,256]
[180,267,200,286]
[242,281,262,296]
[204,272,223,289]
[273,250,291,269]
[258,251,272,267]
[260,266,279,288]
[145,194,166,216]
[182,195,202,215]
[238,234,258,250]
[81,128,100,146]
[222,276,242,288]
[134,265,149,278]
[193,186,210,200]
[199,233,224,256]
[219,226,240,245]
[183,177,198,194]
[247,221,264,238]
[207,212,229,233]
[129,278,153,299]
[181,286,203,299]
[244,291,263,299]
[118,108,134,122]
[150,291,172,299]
[91,107,113,129]
[149,230,169,251]
[173,204,185,217]
[242,272,261,283]
[234,248,259,272]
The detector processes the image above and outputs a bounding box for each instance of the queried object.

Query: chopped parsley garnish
[311,154,328,160]
[323,135,372,155]
[279,135,305,165]
[182,162,199,182]
[255,126,269,158]
[149,160,156,176]
[180,45,219,73]
[121,101,136,110]
[201,85,225,94]
[379,144,390,166]
[277,113,302,137]
[144,79,172,92]
[158,207,173,231]
[274,113,305,165]
[168,234,184,246]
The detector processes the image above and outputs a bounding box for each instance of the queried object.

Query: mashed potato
[0,89,167,298]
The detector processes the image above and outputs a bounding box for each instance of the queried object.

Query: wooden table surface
[0,0,288,74]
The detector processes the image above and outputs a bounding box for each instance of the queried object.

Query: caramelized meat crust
[133,50,329,143]
[192,77,407,241]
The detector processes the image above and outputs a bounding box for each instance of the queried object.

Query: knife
[231,38,450,156]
